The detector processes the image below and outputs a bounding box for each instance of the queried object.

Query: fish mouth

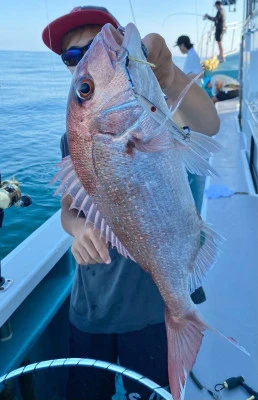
[101,22,140,60]
[100,23,124,53]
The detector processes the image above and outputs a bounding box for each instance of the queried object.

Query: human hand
[141,32,219,135]
[71,221,111,265]
[142,33,175,91]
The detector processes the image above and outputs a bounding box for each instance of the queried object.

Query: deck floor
[185,99,258,399]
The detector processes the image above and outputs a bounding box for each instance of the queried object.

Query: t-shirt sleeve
[60,133,70,159]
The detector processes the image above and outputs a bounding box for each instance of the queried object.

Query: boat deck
[186,99,258,399]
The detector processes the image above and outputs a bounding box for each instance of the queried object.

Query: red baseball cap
[42,6,120,55]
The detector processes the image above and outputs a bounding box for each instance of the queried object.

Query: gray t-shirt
[61,134,165,334]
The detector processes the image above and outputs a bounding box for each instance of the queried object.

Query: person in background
[203,74,240,103]
[175,35,203,86]
[42,5,220,400]
[204,1,226,62]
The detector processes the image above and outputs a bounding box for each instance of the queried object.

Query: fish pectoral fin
[52,156,134,261]
[172,128,221,176]
[132,122,220,177]
[189,223,223,293]
[132,132,174,153]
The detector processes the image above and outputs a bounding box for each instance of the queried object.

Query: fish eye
[76,79,94,100]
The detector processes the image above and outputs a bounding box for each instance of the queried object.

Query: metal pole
[231,26,236,52]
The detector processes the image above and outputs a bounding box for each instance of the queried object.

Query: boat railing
[199,21,242,59]
[0,210,73,329]
[0,210,74,378]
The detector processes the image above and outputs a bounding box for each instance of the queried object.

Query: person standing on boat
[204,1,226,62]
[42,6,219,400]
[175,35,203,86]
[203,74,239,102]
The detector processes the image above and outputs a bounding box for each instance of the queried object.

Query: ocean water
[0,51,184,260]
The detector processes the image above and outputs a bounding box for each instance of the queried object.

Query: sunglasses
[61,40,93,67]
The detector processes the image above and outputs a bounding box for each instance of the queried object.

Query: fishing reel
[0,174,32,292]
[0,177,32,209]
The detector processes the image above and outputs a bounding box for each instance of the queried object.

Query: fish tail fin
[165,308,207,400]
[165,307,250,400]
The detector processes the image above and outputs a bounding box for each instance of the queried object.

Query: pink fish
[54,23,248,400]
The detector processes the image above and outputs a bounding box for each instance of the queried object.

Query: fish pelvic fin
[52,156,135,261]
[189,222,224,293]
[165,309,207,400]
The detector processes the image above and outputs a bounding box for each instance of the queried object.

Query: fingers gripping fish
[53,23,249,400]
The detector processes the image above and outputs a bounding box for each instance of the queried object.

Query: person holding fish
[42,6,220,400]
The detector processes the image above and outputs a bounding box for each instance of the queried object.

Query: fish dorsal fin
[52,156,134,261]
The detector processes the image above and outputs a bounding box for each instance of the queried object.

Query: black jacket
[207,9,226,31]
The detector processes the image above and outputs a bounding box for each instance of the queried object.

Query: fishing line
[128,0,137,26]
[195,0,200,46]
[43,0,53,57]
[42,0,63,100]
[163,13,204,27]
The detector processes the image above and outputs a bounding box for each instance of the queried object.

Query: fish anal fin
[189,223,223,293]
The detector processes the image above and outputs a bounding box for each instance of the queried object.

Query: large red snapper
[54,23,248,400]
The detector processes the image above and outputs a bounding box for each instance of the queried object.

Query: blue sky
[1,0,243,56]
